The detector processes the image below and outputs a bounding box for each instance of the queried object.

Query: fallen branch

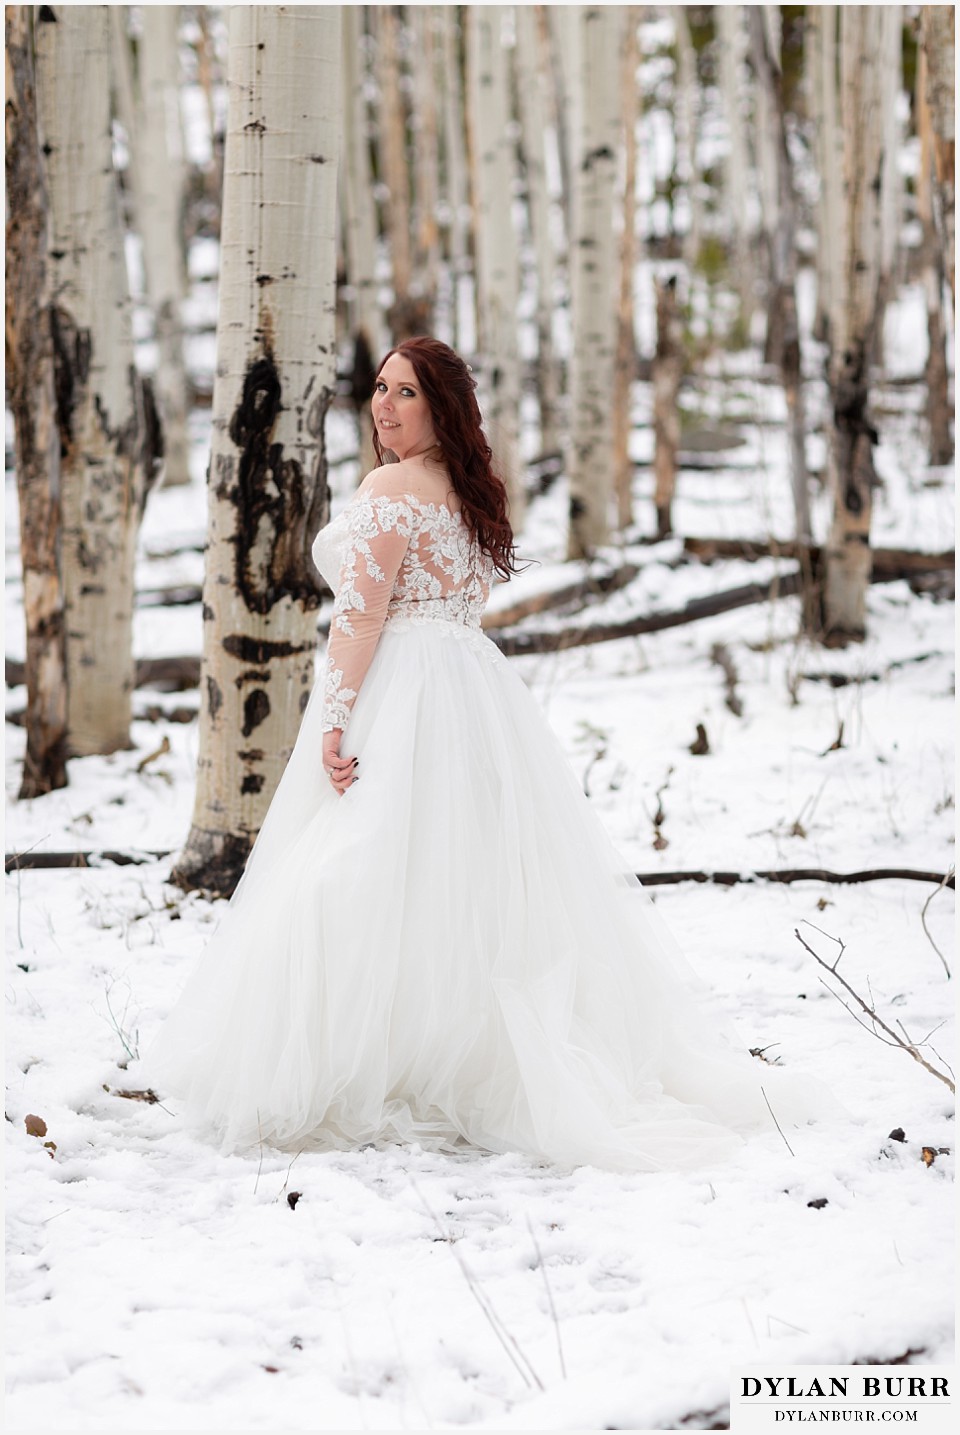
[483,561,640,632]
[5,850,170,873]
[493,571,807,656]
[5,850,954,888]
[683,536,954,578]
[6,655,202,692]
[638,867,954,888]
[794,921,955,1094]
[800,650,950,688]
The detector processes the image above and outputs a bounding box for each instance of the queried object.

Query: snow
[5,40,956,1435]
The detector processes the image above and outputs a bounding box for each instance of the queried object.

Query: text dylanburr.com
[730,1368,954,1435]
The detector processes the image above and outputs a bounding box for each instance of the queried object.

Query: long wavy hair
[371,336,520,579]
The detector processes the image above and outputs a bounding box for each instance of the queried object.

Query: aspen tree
[515,1,560,457]
[821,6,886,644]
[172,6,342,896]
[342,4,385,473]
[411,5,440,323]
[675,7,702,268]
[748,6,811,549]
[921,6,955,303]
[6,4,68,796]
[566,5,622,558]
[112,4,191,487]
[807,5,844,347]
[377,5,416,335]
[716,4,753,331]
[613,7,641,530]
[35,4,159,757]
[467,4,523,518]
[916,44,953,465]
[438,4,470,348]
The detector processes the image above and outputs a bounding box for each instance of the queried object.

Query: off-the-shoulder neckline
[347,490,465,522]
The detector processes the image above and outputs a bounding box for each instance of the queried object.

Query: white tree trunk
[916,44,953,465]
[411,5,440,323]
[808,5,844,345]
[36,4,156,758]
[675,7,702,268]
[613,7,641,530]
[716,3,753,329]
[566,5,621,559]
[921,6,956,304]
[822,5,886,644]
[753,4,780,302]
[376,5,413,329]
[6,6,69,796]
[172,6,342,896]
[341,6,384,476]
[438,4,470,348]
[467,5,523,520]
[112,6,191,489]
[748,6,810,548]
[515,1,560,457]
[875,6,903,362]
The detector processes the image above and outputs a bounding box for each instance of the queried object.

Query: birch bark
[112,4,191,487]
[6,4,68,796]
[807,5,844,346]
[821,6,886,644]
[716,4,753,330]
[675,7,702,268]
[613,8,640,530]
[467,5,523,518]
[377,5,414,333]
[566,5,621,558]
[916,44,953,465]
[748,5,810,548]
[342,4,385,473]
[172,6,342,896]
[411,5,440,324]
[438,5,470,348]
[515,1,560,457]
[921,6,955,304]
[36,3,158,757]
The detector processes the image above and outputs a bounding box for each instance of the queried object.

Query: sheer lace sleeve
[321,493,416,732]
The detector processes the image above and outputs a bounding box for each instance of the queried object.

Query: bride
[144,336,833,1171]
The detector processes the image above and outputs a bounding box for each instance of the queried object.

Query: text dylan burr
[742,1378,950,1400]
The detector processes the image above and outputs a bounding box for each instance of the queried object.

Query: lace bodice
[312,488,494,732]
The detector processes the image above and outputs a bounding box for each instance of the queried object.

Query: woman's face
[372,353,438,462]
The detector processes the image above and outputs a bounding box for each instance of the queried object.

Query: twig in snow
[275,1149,304,1202]
[795,922,955,1094]
[101,978,140,1063]
[254,1111,264,1195]
[526,1216,566,1379]
[410,1178,544,1393]
[920,866,954,979]
[759,1086,795,1157]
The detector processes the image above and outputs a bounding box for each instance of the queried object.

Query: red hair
[372,336,520,579]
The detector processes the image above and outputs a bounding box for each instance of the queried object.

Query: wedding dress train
[143,487,833,1171]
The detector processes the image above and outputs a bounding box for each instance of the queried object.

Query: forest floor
[4,273,955,1431]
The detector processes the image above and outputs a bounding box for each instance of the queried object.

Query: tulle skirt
[143,616,834,1172]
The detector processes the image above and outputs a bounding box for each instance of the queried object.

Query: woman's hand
[322,729,358,796]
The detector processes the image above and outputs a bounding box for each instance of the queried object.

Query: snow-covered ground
[5,62,956,1429]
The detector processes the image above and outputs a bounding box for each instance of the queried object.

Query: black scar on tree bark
[226,355,328,615]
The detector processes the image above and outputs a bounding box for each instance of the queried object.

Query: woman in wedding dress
[144,337,833,1172]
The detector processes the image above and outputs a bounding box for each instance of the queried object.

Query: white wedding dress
[144,483,833,1171]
